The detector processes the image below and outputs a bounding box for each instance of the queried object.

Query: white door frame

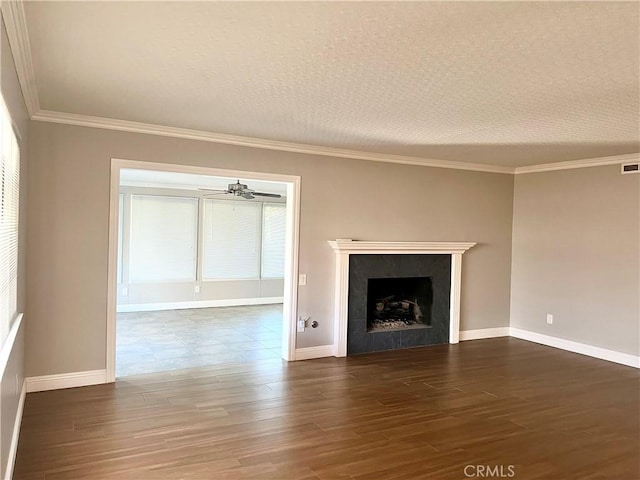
[106,159,301,382]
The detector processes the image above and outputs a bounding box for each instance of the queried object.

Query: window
[129,195,198,283]
[0,96,20,343]
[261,203,286,278]
[203,199,261,279]
[120,192,287,286]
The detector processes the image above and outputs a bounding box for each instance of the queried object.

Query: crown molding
[29,110,640,176]
[0,0,40,116]
[31,109,516,174]
[514,152,640,174]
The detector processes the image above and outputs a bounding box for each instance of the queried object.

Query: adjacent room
[115,169,289,377]
[0,1,638,479]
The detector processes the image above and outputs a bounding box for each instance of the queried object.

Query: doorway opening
[106,160,300,381]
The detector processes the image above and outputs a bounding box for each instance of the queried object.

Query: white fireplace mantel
[328,240,476,357]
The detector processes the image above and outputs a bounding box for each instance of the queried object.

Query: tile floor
[116,304,283,377]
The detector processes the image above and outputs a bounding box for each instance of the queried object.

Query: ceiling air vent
[621,163,639,174]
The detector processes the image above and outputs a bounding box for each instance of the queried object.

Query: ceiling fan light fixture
[228,180,249,194]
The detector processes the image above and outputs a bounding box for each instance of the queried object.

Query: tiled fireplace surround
[329,240,476,356]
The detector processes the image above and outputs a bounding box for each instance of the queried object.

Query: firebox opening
[367,276,433,333]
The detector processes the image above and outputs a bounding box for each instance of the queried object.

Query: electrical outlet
[546,314,553,325]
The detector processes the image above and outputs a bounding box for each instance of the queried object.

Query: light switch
[299,274,307,286]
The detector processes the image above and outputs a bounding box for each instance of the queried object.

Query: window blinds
[261,203,286,278]
[203,199,261,279]
[0,97,20,343]
[129,195,198,283]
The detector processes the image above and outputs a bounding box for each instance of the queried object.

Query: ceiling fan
[199,180,282,200]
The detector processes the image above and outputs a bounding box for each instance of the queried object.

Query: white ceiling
[20,1,640,168]
[120,169,287,196]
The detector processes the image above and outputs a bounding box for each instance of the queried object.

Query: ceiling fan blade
[198,185,281,199]
[198,188,229,193]
[252,192,282,198]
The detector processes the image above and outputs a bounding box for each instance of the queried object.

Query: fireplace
[367,276,433,332]
[328,240,476,357]
[347,254,451,354]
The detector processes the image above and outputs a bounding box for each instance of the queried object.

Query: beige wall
[26,121,514,377]
[1,11,29,479]
[510,165,640,356]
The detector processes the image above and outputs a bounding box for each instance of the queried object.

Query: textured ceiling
[23,1,640,168]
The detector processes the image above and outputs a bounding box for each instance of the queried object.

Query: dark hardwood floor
[14,338,640,479]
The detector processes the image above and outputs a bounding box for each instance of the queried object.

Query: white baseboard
[459,327,510,341]
[25,369,108,393]
[5,380,26,480]
[22,329,637,397]
[510,328,640,369]
[295,345,335,360]
[117,297,284,313]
